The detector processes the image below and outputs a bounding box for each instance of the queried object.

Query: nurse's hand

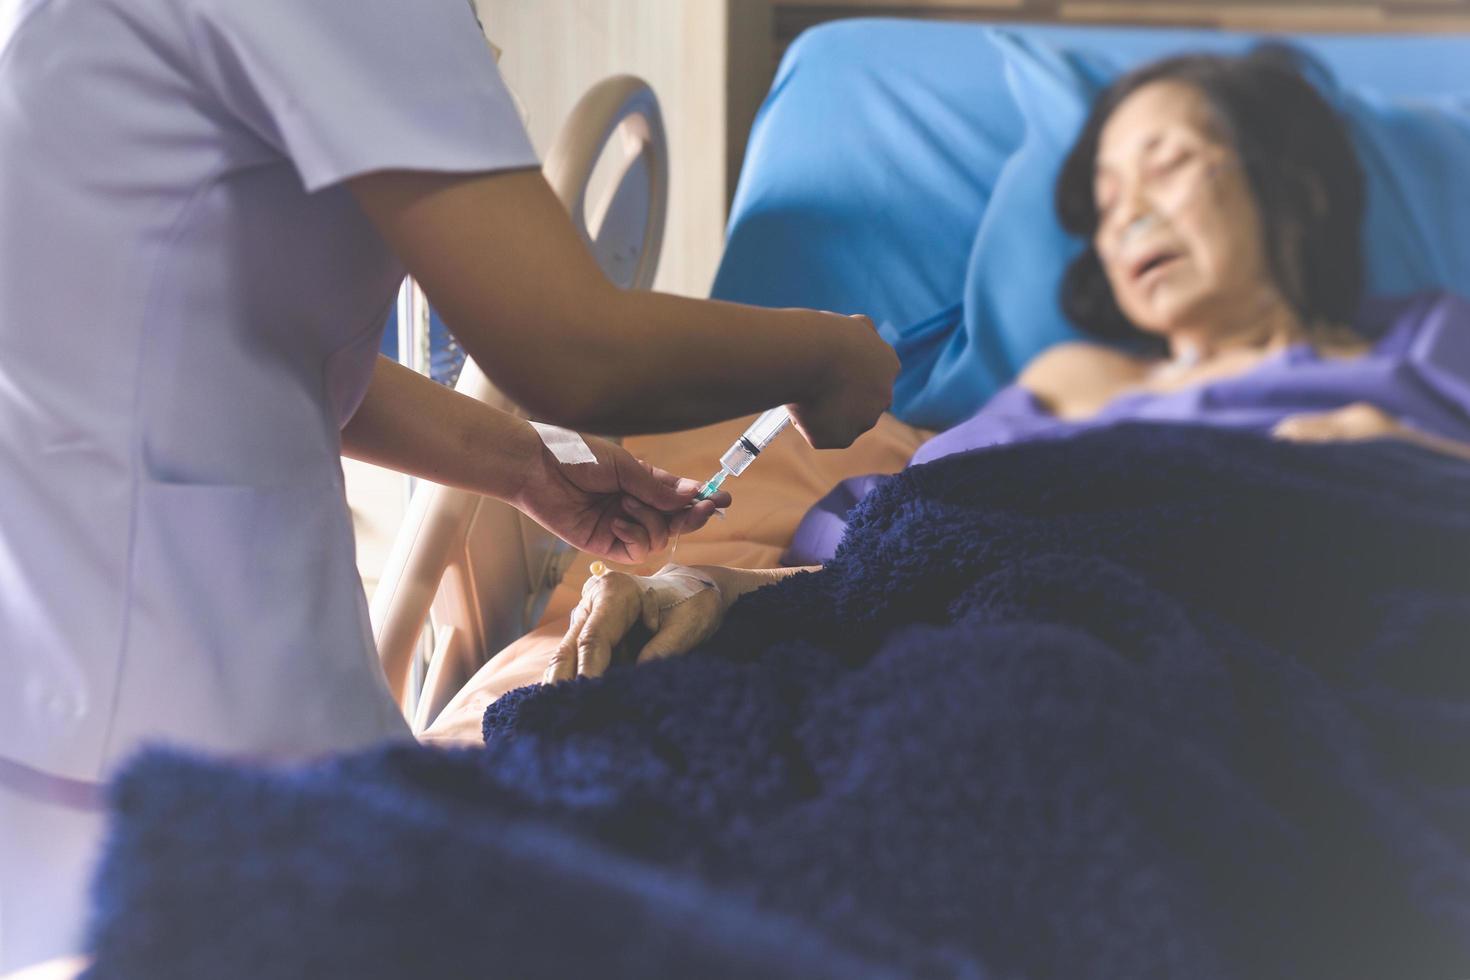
[514,433,732,564]
[787,313,899,450]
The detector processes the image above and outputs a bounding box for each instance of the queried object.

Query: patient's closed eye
[1148,150,1191,177]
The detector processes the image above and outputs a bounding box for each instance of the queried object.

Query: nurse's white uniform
[0,0,537,969]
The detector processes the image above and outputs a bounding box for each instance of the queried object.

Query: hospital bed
[382,18,1470,742]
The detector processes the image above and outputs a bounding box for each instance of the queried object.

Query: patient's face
[1092,81,1276,338]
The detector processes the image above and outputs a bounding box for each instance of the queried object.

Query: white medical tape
[586,560,718,611]
[530,421,597,465]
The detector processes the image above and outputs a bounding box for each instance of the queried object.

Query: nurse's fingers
[618,497,670,554]
[668,497,730,535]
[625,459,701,512]
[610,518,652,562]
[660,472,732,507]
[651,467,703,497]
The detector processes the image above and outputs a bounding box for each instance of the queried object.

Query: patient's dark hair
[1055,45,1366,347]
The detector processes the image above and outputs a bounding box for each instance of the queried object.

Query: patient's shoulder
[1020,341,1136,379]
[1018,342,1146,419]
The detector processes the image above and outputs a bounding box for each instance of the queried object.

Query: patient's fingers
[640,587,662,633]
[637,591,721,665]
[636,626,693,664]
[546,572,712,683]
[575,579,644,679]
[1274,403,1402,444]
[1275,417,1345,443]
[545,602,591,684]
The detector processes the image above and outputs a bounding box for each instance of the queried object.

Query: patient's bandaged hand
[545,563,723,683]
[601,561,716,608]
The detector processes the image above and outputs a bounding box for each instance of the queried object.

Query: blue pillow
[710,21,1026,343]
[906,29,1470,430]
[885,35,1113,428]
[1341,86,1470,296]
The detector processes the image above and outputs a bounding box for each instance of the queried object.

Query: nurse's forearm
[556,289,848,434]
[350,169,855,435]
[341,356,540,498]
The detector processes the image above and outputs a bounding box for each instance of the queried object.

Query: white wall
[473,0,740,298]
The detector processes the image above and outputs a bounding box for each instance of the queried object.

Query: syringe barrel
[718,407,792,478]
[744,407,791,451]
[719,442,756,477]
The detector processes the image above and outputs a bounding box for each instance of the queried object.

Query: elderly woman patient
[551,45,1470,678]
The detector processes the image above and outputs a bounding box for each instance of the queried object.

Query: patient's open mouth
[1131,249,1183,282]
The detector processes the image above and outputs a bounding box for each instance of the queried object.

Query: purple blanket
[83,424,1470,979]
[790,291,1470,565]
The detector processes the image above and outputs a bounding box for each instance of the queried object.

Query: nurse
[0,0,898,970]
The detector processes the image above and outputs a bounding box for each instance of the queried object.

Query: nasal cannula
[695,407,791,500]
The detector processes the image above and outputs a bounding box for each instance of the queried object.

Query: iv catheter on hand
[695,407,791,500]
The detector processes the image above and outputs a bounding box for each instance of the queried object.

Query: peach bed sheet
[420,412,928,746]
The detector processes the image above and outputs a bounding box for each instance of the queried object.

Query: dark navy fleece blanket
[84,424,1470,979]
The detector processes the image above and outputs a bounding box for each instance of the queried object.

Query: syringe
[695,407,791,500]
